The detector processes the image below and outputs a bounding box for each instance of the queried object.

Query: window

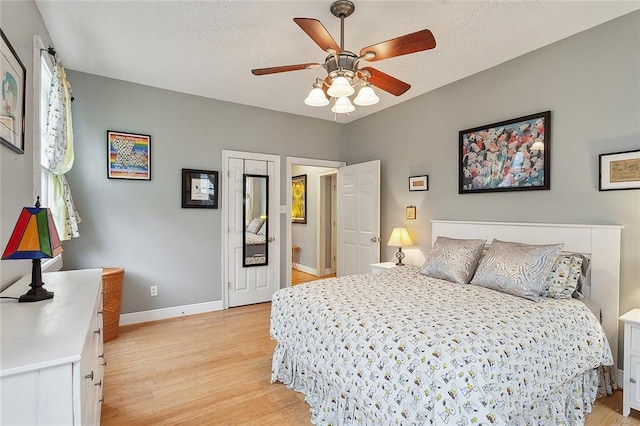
[33,36,62,271]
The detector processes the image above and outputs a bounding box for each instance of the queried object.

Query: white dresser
[620,308,640,416]
[0,269,104,425]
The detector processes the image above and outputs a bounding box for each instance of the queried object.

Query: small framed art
[406,206,416,220]
[599,149,640,191]
[291,174,307,224]
[182,169,219,208]
[107,131,151,180]
[459,111,550,194]
[409,175,428,191]
[0,29,26,154]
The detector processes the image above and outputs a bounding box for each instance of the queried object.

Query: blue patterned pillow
[541,254,583,299]
[420,237,486,284]
[470,239,563,301]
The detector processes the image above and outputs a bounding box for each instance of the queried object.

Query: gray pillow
[470,239,563,301]
[420,237,486,284]
[246,217,265,234]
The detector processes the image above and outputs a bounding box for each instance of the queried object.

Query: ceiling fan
[251,0,436,114]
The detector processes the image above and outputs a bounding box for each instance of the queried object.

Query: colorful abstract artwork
[107,131,151,180]
[459,111,551,194]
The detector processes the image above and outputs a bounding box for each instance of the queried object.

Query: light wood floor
[102,302,640,425]
[291,268,335,286]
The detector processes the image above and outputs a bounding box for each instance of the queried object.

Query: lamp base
[19,286,54,303]
[395,247,406,266]
[18,258,54,303]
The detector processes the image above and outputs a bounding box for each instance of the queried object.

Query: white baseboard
[119,300,223,325]
[294,264,317,276]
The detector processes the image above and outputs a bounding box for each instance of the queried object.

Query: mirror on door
[243,174,269,267]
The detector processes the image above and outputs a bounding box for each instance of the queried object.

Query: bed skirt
[272,343,607,425]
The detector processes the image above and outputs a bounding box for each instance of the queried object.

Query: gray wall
[62,71,346,314]
[346,11,640,365]
[0,1,54,289]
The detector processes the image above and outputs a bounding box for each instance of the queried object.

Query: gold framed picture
[406,206,416,220]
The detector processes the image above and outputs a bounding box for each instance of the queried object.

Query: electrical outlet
[150,285,158,297]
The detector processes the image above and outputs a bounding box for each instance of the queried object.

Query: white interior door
[337,160,381,276]
[223,152,280,308]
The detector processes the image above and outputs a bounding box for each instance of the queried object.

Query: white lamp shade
[331,97,355,114]
[353,85,380,106]
[327,76,355,97]
[304,87,329,107]
[387,227,413,247]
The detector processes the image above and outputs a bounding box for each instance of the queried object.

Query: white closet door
[226,157,278,307]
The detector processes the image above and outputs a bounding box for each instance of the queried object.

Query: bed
[270,220,622,425]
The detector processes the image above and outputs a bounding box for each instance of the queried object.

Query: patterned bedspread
[270,266,612,425]
[245,232,265,245]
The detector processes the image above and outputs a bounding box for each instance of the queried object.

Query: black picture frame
[459,111,551,194]
[0,29,26,154]
[599,149,640,191]
[409,175,428,191]
[182,169,219,208]
[291,174,307,224]
[107,130,151,180]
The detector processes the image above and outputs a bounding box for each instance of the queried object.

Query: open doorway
[286,157,345,286]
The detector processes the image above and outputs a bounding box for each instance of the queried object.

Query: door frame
[285,157,345,287]
[222,150,281,309]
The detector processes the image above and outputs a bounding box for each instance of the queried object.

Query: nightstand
[371,262,397,274]
[620,308,640,416]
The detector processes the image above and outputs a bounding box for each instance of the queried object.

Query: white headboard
[431,220,623,373]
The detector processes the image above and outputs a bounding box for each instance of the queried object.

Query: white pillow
[246,217,265,234]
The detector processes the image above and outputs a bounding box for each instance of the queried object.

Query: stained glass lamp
[2,198,63,302]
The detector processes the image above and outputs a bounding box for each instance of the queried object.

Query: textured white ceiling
[36,1,640,124]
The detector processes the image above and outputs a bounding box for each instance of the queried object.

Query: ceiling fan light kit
[251,0,436,116]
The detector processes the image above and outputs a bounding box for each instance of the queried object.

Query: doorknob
[268,237,275,242]
[371,236,380,243]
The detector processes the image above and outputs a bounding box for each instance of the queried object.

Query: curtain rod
[40,46,75,102]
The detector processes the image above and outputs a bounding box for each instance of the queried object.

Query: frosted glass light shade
[353,85,380,106]
[304,87,329,107]
[327,76,355,97]
[387,227,413,247]
[331,97,355,114]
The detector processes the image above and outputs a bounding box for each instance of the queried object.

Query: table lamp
[2,198,63,302]
[387,227,413,266]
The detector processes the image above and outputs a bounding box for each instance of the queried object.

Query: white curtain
[44,59,81,240]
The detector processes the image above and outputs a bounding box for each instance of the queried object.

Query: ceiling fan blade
[251,63,322,76]
[294,18,341,53]
[361,67,411,96]
[359,29,436,61]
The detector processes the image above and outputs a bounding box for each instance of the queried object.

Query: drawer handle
[98,310,103,316]
[99,398,104,404]
[95,380,102,387]
[99,353,107,366]
[631,378,637,384]
[85,371,94,380]
[94,328,101,335]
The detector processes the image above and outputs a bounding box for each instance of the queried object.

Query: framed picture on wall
[599,149,640,191]
[182,169,219,208]
[0,29,26,154]
[107,131,151,180]
[459,111,551,194]
[291,174,307,224]
[409,175,428,191]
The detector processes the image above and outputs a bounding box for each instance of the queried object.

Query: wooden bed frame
[431,220,623,375]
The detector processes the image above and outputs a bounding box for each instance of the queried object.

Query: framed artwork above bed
[459,111,551,194]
